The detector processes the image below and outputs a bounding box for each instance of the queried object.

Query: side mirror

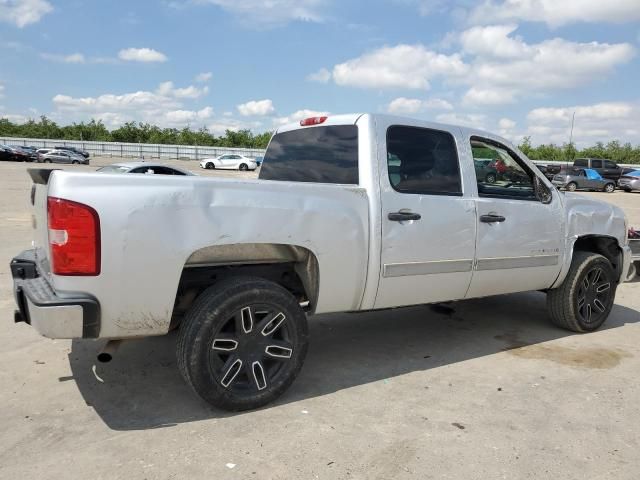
[534,176,552,204]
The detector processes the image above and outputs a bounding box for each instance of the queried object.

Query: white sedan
[199,154,258,171]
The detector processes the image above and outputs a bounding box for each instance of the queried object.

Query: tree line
[0,116,272,149]
[1,116,639,164]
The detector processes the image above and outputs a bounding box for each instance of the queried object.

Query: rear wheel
[547,252,616,332]
[604,183,615,193]
[177,276,309,411]
[566,182,577,192]
[485,173,496,184]
[239,163,248,171]
[72,160,79,165]
[44,159,52,163]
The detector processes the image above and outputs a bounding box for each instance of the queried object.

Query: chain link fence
[0,137,265,160]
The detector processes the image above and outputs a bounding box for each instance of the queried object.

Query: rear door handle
[388,211,421,221]
[479,214,506,223]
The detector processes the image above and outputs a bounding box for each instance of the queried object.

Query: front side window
[471,137,535,200]
[386,126,462,195]
[604,160,617,169]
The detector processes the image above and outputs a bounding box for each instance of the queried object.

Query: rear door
[466,136,564,298]
[602,160,620,180]
[374,122,476,309]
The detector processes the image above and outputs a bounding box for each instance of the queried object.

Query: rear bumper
[11,250,100,339]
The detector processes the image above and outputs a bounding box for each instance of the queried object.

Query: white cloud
[274,109,329,126]
[197,0,328,27]
[387,97,453,114]
[118,47,168,63]
[0,112,29,123]
[195,72,212,82]
[156,81,208,99]
[51,82,213,128]
[207,118,263,135]
[306,68,331,83]
[435,112,487,129]
[0,0,52,28]
[41,52,86,64]
[498,117,516,130]
[237,99,275,116]
[525,102,639,145]
[468,0,640,27]
[332,44,468,89]
[458,25,635,105]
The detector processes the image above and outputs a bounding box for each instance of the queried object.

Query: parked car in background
[573,158,623,181]
[5,145,33,162]
[54,145,90,158]
[552,168,616,192]
[96,162,195,176]
[473,158,497,183]
[39,150,89,165]
[10,145,38,161]
[199,154,258,171]
[1,144,20,161]
[618,170,640,192]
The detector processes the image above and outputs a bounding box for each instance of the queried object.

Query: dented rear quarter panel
[46,171,369,337]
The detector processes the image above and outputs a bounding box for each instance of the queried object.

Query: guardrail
[0,137,266,160]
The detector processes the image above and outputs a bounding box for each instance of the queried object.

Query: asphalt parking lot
[1,158,639,479]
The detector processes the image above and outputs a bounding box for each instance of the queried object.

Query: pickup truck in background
[574,157,623,181]
[11,114,633,411]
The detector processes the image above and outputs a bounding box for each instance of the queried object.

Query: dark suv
[573,158,622,181]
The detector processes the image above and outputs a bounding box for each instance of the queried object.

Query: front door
[466,136,564,298]
[374,124,477,309]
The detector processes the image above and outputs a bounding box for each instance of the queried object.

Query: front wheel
[604,183,615,193]
[177,277,309,411]
[485,173,496,184]
[205,162,214,169]
[72,160,79,164]
[547,252,616,332]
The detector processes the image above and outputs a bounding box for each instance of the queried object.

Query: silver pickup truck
[11,114,634,411]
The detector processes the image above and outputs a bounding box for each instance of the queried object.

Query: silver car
[618,170,640,192]
[552,168,616,193]
[39,150,89,165]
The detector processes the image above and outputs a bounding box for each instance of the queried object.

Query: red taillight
[47,197,100,276]
[300,116,328,126]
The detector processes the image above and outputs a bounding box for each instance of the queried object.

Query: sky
[0,0,639,146]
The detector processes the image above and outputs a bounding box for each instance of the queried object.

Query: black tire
[624,188,632,192]
[604,183,615,193]
[485,173,496,184]
[547,252,616,332]
[566,182,577,192]
[44,159,52,163]
[206,162,214,169]
[177,276,309,411]
[72,160,79,165]
[239,163,248,171]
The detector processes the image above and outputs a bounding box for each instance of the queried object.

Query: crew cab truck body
[12,114,633,410]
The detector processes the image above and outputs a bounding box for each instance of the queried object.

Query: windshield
[97,165,130,173]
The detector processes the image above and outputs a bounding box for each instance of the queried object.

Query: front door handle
[479,214,506,223]
[388,211,421,221]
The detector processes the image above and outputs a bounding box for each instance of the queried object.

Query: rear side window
[386,125,462,196]
[591,159,603,168]
[259,126,358,184]
[574,159,588,167]
[604,160,617,168]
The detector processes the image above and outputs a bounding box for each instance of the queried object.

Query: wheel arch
[171,243,320,328]
[552,234,623,288]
